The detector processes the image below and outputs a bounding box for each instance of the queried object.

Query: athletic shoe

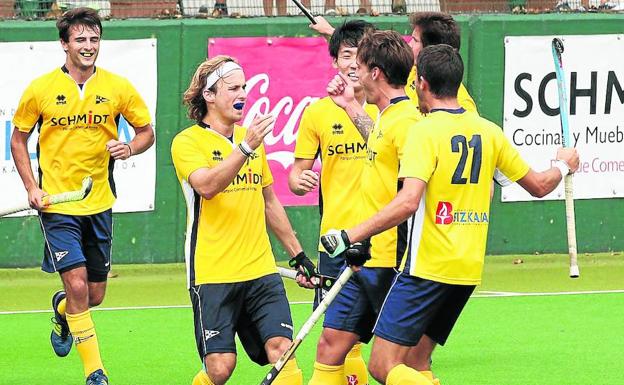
[86,369,108,385]
[50,290,73,357]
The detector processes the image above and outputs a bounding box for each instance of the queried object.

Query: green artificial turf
[1,253,623,384]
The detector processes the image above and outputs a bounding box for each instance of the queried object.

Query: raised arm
[327,73,374,140]
[189,115,275,199]
[288,158,318,196]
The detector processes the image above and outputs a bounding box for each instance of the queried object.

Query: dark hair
[328,20,376,59]
[57,7,102,43]
[357,30,413,87]
[409,12,460,50]
[416,44,463,98]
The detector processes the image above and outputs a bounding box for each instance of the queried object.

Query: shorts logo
[280,323,294,331]
[204,330,220,341]
[435,201,453,225]
[54,251,69,261]
[346,374,358,385]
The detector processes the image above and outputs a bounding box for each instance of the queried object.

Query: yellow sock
[272,358,303,385]
[420,370,441,385]
[344,343,369,385]
[191,370,215,385]
[66,310,105,377]
[386,364,433,385]
[57,298,67,318]
[420,371,434,381]
[308,361,344,385]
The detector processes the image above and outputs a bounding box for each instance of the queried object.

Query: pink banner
[209,37,336,206]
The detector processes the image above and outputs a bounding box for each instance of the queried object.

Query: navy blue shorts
[323,266,397,343]
[313,251,345,308]
[39,210,112,282]
[374,272,475,346]
[190,273,294,366]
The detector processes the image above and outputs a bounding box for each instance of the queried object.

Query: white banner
[502,35,624,202]
[0,39,157,215]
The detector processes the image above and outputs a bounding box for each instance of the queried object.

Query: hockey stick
[0,176,94,217]
[259,267,354,385]
[551,38,579,278]
[278,266,336,290]
[290,0,316,24]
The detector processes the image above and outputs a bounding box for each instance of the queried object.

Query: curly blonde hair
[183,55,239,122]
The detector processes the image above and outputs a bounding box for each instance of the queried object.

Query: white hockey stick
[551,38,579,278]
[0,176,94,217]
[259,267,354,385]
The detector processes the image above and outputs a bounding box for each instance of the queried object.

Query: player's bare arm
[517,147,579,198]
[309,16,335,39]
[263,185,317,289]
[10,128,48,209]
[189,114,274,199]
[321,178,425,260]
[106,123,155,160]
[288,158,318,196]
[327,72,374,140]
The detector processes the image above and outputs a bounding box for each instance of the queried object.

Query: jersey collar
[430,107,466,114]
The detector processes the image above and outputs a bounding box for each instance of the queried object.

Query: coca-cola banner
[209,37,336,206]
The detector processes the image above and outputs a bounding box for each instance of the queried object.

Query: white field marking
[2,291,624,316]
[0,301,314,315]
[473,289,624,298]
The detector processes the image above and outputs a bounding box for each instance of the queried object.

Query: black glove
[320,229,351,257]
[344,239,371,267]
[289,251,318,280]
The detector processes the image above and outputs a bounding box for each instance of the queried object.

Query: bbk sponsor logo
[435,201,489,225]
[435,202,453,225]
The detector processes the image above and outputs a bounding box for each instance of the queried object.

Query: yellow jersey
[12,66,151,215]
[405,67,477,115]
[294,97,379,251]
[171,123,278,287]
[398,109,530,285]
[361,97,421,268]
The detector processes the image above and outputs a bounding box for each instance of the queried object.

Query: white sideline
[2,290,624,316]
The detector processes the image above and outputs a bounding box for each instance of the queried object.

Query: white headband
[203,61,243,92]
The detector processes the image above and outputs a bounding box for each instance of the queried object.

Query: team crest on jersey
[435,201,453,225]
[212,150,223,161]
[95,95,110,104]
[346,374,358,385]
[56,95,67,105]
[332,123,344,135]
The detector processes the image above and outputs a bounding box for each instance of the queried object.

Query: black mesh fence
[0,0,622,19]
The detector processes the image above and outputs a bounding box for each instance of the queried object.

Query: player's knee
[88,291,105,307]
[315,331,349,364]
[64,277,89,299]
[204,359,235,384]
[265,337,292,363]
[367,353,391,383]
